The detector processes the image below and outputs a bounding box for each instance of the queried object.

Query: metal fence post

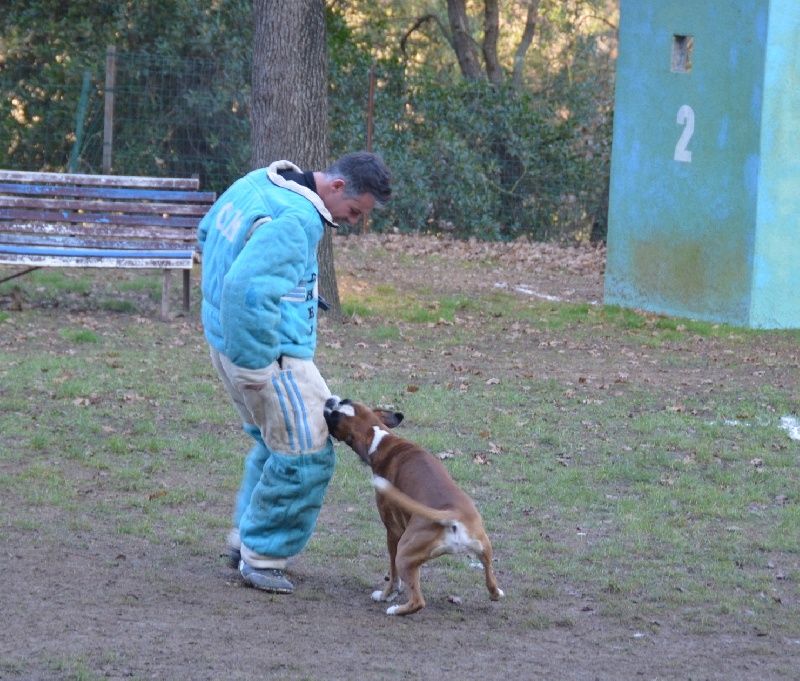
[68,70,92,173]
[103,45,117,174]
[361,64,376,235]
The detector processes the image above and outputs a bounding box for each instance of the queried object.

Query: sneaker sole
[238,562,295,594]
[242,580,294,594]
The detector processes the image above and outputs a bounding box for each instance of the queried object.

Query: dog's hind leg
[384,524,438,616]
[385,559,425,616]
[372,532,403,603]
[474,531,504,601]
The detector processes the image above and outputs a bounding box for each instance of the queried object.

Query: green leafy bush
[1,2,613,242]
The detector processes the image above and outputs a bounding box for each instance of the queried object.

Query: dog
[323,396,504,616]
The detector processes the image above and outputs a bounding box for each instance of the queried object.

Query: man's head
[316,152,392,225]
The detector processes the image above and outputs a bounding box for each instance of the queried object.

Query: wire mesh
[0,49,611,241]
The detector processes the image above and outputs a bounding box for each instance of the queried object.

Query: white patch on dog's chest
[368,426,389,457]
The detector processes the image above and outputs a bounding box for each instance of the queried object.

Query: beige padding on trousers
[210,349,332,455]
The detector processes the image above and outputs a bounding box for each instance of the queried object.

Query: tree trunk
[447,0,484,81]
[251,0,342,321]
[483,0,503,86]
[512,0,541,92]
[252,0,327,168]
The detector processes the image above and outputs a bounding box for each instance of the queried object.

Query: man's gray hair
[323,152,392,209]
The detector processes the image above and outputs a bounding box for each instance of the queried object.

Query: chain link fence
[0,49,250,189]
[1,48,612,241]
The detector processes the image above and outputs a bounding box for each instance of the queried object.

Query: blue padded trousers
[210,350,336,569]
[237,423,335,560]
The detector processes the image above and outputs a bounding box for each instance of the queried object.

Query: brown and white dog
[323,396,504,616]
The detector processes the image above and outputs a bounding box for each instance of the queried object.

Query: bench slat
[0,221,197,240]
[0,208,202,230]
[0,209,201,229]
[0,233,193,251]
[0,181,216,204]
[0,170,201,191]
[1,244,193,259]
[0,252,193,269]
[0,195,210,216]
[0,169,216,320]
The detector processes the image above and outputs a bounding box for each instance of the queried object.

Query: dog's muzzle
[324,396,345,436]
[324,395,358,439]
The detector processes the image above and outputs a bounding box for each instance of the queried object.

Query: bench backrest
[0,170,216,246]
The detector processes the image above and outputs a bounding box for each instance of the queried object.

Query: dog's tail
[372,476,457,525]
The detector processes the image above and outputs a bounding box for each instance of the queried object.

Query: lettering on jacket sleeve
[215,202,245,243]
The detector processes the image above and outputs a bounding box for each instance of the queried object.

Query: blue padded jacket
[197,161,333,370]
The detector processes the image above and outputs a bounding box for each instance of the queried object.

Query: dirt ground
[2,234,798,681]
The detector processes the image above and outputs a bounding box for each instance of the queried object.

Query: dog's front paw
[372,577,403,603]
[492,588,505,600]
[372,589,400,603]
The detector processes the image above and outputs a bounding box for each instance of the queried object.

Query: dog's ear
[374,408,403,429]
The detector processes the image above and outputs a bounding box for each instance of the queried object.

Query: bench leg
[0,266,42,285]
[162,269,171,321]
[182,269,190,314]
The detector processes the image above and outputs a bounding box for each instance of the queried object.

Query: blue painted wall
[750,0,800,327]
[605,0,800,328]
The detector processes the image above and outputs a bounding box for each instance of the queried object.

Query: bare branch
[575,12,619,33]
[400,13,454,60]
[484,164,530,197]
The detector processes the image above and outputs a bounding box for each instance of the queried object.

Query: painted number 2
[674,104,694,163]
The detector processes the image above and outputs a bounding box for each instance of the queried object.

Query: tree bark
[483,0,503,86]
[251,0,327,168]
[512,0,541,92]
[251,0,342,321]
[446,0,484,81]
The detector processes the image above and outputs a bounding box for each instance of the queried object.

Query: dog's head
[324,396,404,464]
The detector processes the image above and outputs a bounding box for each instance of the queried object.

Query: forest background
[0,0,617,242]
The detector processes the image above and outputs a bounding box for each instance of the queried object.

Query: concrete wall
[605,0,800,328]
[750,0,800,327]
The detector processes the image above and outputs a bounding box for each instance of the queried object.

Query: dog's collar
[368,426,390,458]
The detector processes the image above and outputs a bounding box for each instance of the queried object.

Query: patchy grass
[1,246,799,679]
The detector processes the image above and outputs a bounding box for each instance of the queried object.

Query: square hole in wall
[671,35,693,73]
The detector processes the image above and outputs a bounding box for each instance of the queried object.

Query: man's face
[325,180,376,225]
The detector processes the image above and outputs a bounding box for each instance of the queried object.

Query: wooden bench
[0,170,216,319]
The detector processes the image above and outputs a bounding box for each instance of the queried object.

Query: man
[197,152,392,593]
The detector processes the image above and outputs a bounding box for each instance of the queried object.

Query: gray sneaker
[238,560,295,594]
